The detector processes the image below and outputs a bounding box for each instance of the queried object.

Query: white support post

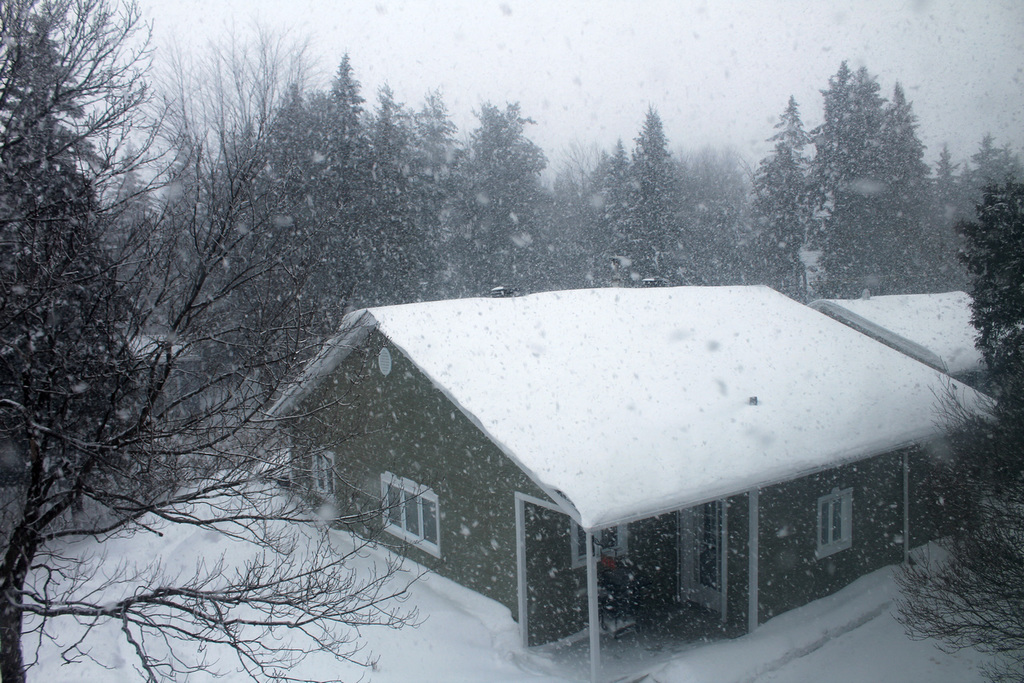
[748,488,759,634]
[514,494,528,647]
[586,529,601,683]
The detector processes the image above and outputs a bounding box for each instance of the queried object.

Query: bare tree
[1,3,409,682]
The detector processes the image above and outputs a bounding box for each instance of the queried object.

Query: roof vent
[490,286,518,298]
[749,396,759,406]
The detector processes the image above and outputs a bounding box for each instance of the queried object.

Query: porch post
[586,529,601,683]
[514,494,528,647]
[747,487,759,634]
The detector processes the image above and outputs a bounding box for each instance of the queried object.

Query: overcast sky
[138,0,1024,171]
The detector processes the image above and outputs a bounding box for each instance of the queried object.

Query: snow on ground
[29,516,993,683]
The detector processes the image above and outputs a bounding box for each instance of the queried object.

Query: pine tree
[878,83,930,292]
[897,181,1024,683]
[596,140,635,283]
[813,63,890,297]
[751,96,812,298]
[629,107,676,279]
[454,102,547,294]
[365,84,419,303]
[968,134,1022,197]
[959,181,1024,379]
[409,90,460,298]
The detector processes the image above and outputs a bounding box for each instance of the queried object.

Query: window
[313,451,335,495]
[381,472,441,557]
[571,521,628,567]
[816,487,853,558]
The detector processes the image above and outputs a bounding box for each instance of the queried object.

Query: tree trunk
[0,598,25,683]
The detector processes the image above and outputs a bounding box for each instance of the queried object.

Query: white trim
[514,493,528,648]
[313,450,335,495]
[381,472,441,557]
[816,487,853,559]
[748,488,760,633]
[586,529,601,683]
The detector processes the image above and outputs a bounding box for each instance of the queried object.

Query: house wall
[293,330,552,621]
[756,451,905,623]
[906,445,958,547]
[628,512,680,612]
[725,493,750,635]
[522,501,585,645]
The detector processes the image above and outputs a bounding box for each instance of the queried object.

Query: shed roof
[351,286,983,528]
[809,291,984,376]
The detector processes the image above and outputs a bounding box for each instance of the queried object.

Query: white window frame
[381,472,441,557]
[313,450,335,496]
[570,521,629,568]
[816,487,853,558]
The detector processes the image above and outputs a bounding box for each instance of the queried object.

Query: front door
[679,501,726,615]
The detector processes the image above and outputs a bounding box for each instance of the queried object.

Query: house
[274,286,981,682]
[809,291,986,388]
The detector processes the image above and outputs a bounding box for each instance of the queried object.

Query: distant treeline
[239,55,1024,308]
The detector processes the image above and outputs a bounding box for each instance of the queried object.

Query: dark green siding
[523,502,584,644]
[293,331,551,620]
[628,512,680,611]
[756,452,905,622]
[906,445,958,547]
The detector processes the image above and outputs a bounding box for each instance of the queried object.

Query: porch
[516,491,755,682]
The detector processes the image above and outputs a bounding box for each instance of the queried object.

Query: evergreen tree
[958,181,1024,380]
[812,63,889,297]
[365,84,418,303]
[409,90,461,298]
[877,83,930,292]
[919,145,971,291]
[285,54,371,307]
[968,134,1022,197]
[897,182,1024,683]
[595,140,635,283]
[453,102,547,294]
[629,107,676,279]
[751,96,812,298]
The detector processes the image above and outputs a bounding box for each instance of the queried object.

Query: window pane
[576,524,587,559]
[407,493,421,536]
[603,526,618,550]
[820,501,830,545]
[832,498,843,542]
[422,499,438,544]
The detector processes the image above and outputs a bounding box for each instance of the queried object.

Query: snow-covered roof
[809,292,984,377]
[347,286,980,529]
